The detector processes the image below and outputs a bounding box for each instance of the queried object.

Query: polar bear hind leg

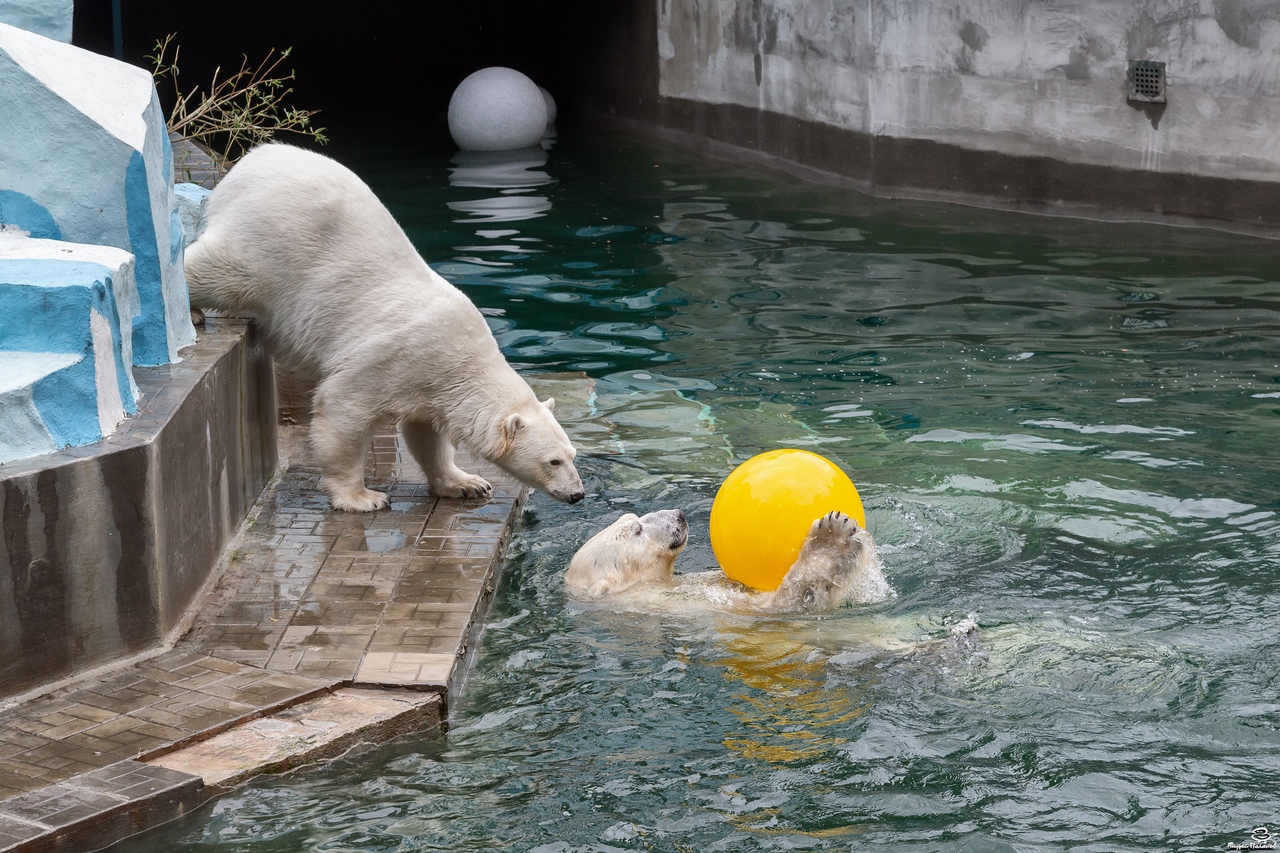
[311,377,389,512]
[401,419,493,500]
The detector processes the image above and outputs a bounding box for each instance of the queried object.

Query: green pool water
[140,128,1279,851]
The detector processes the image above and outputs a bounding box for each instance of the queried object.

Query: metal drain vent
[1127,60,1166,103]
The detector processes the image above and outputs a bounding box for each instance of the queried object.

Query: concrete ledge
[0,319,277,700]
[147,688,442,790]
[0,689,440,853]
[0,761,202,853]
[0,426,524,851]
[612,102,1280,238]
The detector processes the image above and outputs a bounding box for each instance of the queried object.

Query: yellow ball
[710,449,866,592]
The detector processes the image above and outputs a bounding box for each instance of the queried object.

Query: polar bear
[565,509,893,614]
[185,143,584,511]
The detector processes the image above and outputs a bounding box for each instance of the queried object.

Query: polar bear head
[565,509,688,598]
[493,397,585,504]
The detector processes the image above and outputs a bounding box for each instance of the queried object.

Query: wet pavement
[0,426,526,851]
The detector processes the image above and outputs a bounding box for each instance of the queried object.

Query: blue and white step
[0,234,140,465]
[0,20,196,366]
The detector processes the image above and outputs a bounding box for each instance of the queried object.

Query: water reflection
[447,147,554,223]
[713,625,871,766]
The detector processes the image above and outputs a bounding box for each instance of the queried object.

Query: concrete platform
[0,426,527,852]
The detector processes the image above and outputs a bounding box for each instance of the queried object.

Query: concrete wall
[624,0,1280,230]
[0,321,276,700]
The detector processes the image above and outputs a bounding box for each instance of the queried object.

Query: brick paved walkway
[0,427,525,851]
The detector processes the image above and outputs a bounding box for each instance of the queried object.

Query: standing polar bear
[185,144,584,511]
[566,509,893,614]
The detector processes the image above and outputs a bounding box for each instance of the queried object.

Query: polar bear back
[187,144,494,381]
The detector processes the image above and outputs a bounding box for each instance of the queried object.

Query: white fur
[566,509,689,598]
[567,510,894,615]
[185,144,584,511]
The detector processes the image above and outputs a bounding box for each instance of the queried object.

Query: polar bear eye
[549,458,563,467]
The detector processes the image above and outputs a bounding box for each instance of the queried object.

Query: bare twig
[149,33,328,163]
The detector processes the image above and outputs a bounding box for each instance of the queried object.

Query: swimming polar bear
[565,509,894,614]
[184,144,584,511]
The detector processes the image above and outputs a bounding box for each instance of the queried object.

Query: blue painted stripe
[31,354,101,448]
[0,191,62,240]
[125,150,169,365]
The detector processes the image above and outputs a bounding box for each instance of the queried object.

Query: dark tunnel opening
[71,0,656,146]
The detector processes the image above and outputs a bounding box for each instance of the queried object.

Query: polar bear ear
[614,513,643,537]
[541,397,556,412]
[502,412,525,446]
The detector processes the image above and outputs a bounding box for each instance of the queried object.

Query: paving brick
[355,653,456,688]
[74,760,197,800]
[0,813,43,848]
[57,704,119,726]
[0,783,123,829]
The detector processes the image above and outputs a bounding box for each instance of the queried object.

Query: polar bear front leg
[796,511,862,565]
[311,383,389,512]
[401,419,493,500]
[764,512,865,613]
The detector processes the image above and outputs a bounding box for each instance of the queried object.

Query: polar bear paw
[810,511,858,546]
[329,487,390,513]
[431,472,493,500]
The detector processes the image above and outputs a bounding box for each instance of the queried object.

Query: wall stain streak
[101,451,156,652]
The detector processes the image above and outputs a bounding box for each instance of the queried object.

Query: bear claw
[810,511,859,548]
[432,475,493,500]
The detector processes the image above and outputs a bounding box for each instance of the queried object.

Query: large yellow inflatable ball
[710,449,866,592]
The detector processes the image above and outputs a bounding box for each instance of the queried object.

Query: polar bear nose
[567,490,585,504]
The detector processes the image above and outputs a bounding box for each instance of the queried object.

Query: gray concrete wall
[0,320,276,700]
[617,0,1280,230]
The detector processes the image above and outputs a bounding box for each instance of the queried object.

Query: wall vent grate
[1127,60,1166,103]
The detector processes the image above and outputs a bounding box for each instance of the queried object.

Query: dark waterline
[126,124,1280,851]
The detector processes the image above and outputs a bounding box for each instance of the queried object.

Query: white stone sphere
[448,67,547,152]
[538,86,557,126]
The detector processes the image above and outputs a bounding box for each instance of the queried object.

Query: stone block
[0,352,88,464]
[0,236,141,463]
[173,183,212,247]
[0,22,196,365]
